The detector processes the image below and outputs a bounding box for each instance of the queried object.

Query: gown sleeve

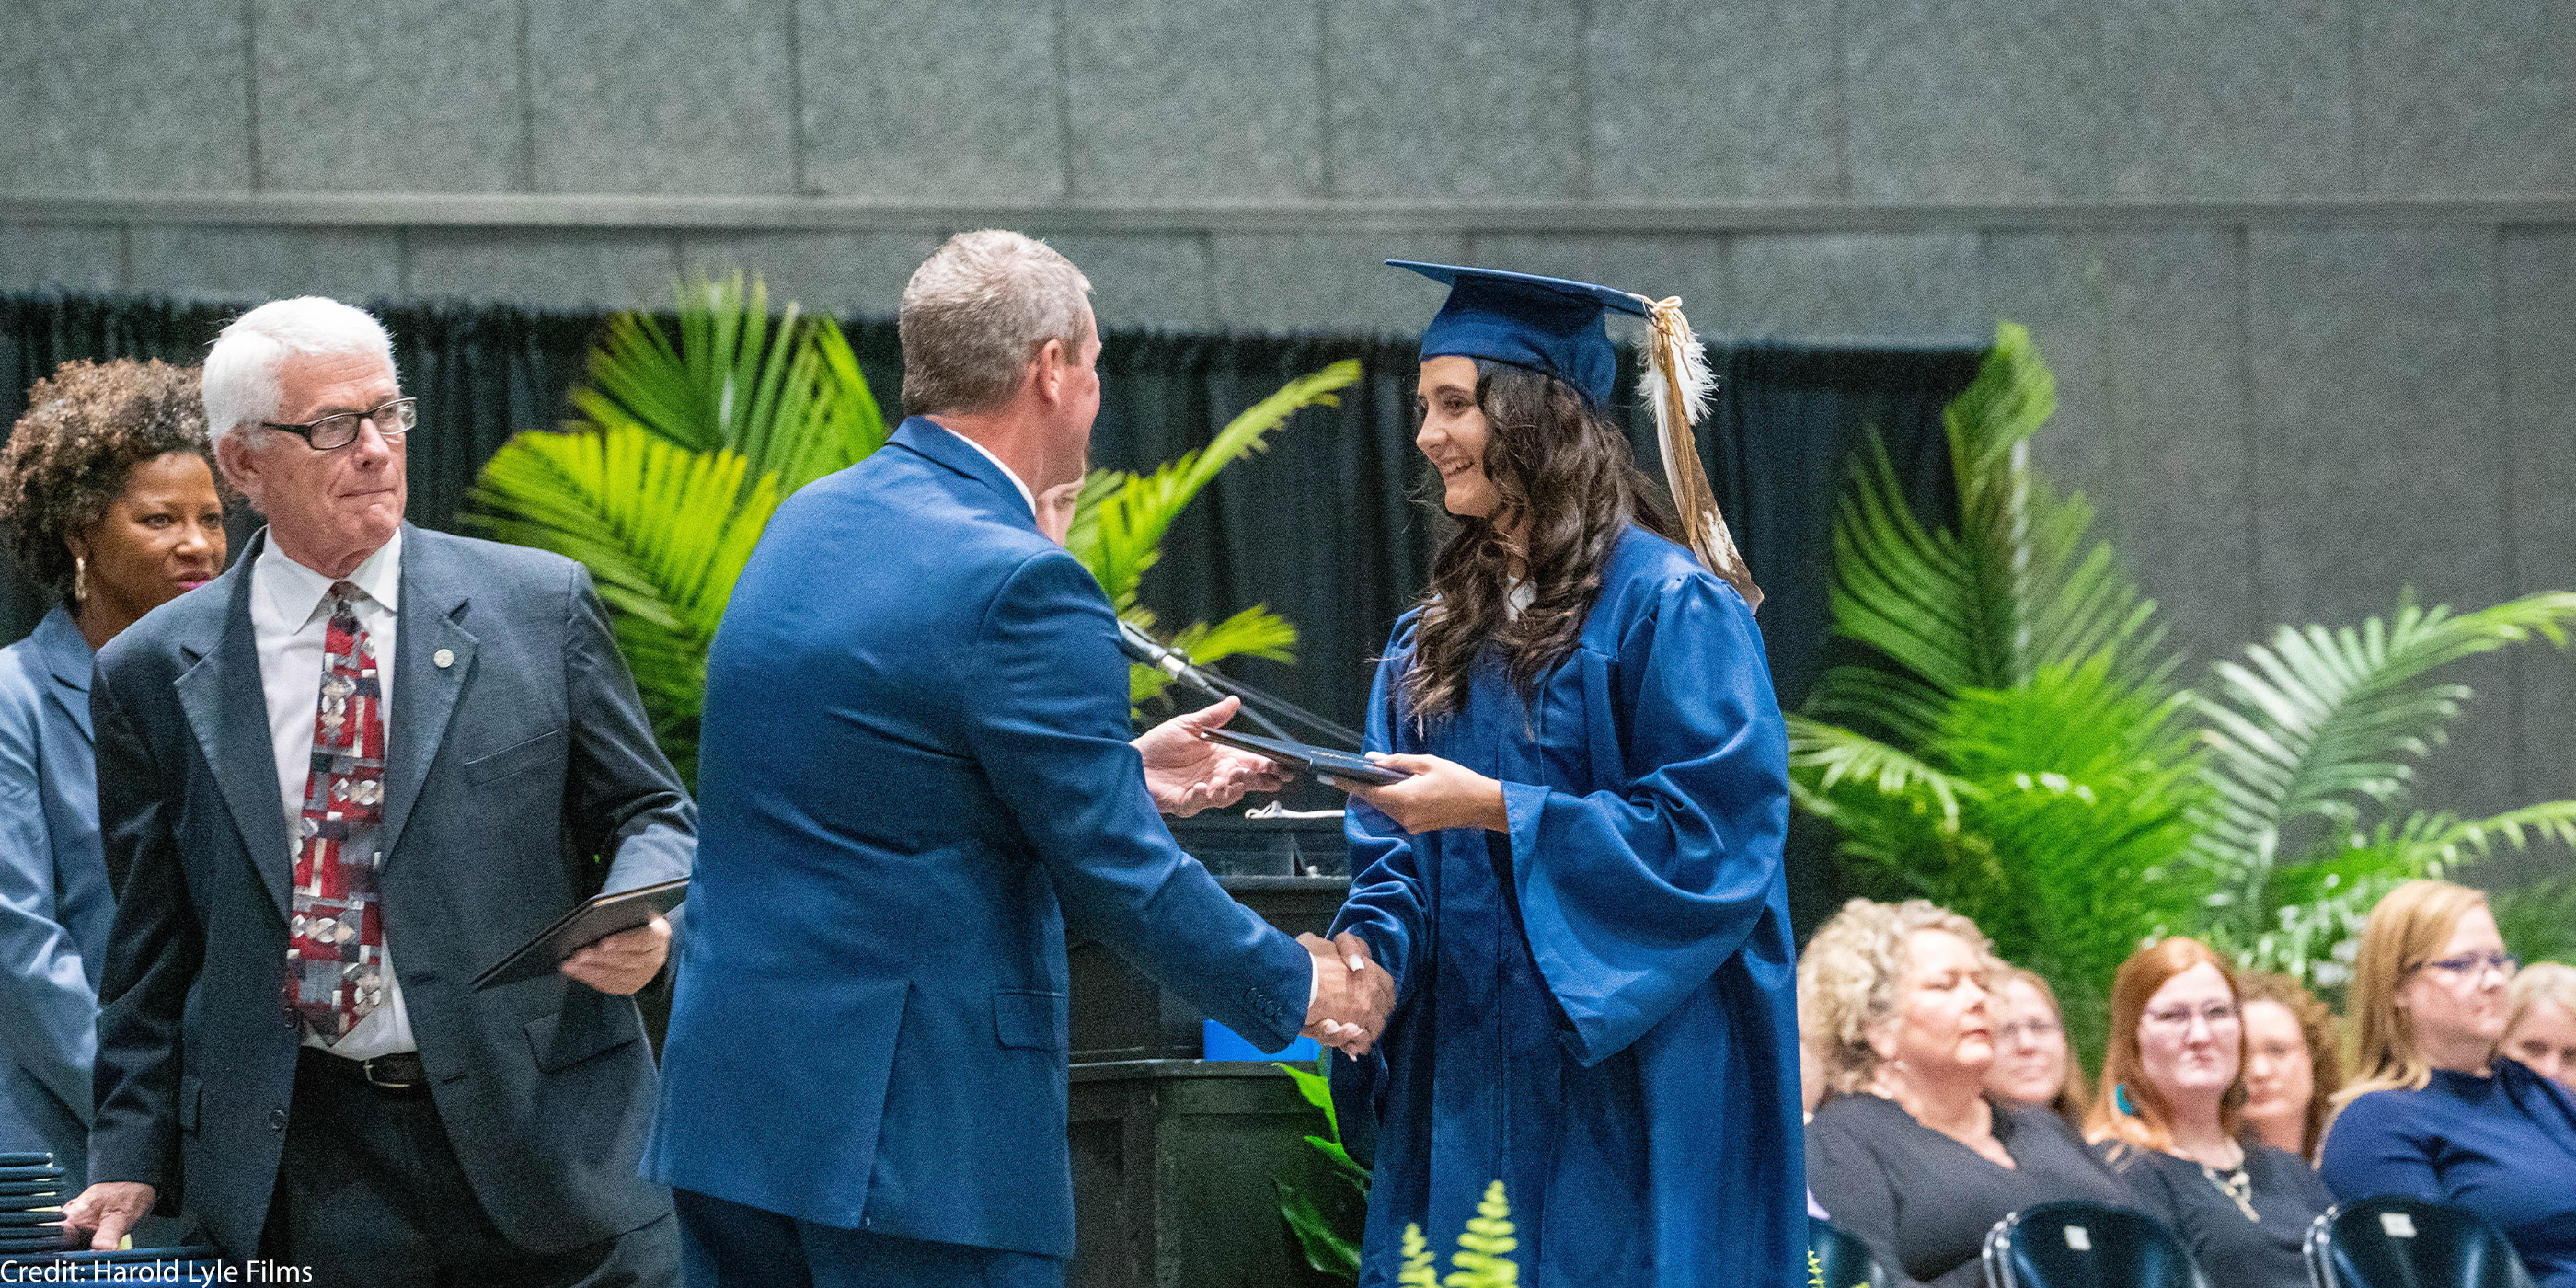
[1329,619,1432,1010]
[1500,574,1788,1066]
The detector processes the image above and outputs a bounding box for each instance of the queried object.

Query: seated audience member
[1986,965,2088,1131]
[1801,899,2127,1288]
[2502,962,2576,1089]
[2236,971,2342,1161]
[2087,938,2329,1288]
[0,359,225,1191]
[2321,880,2576,1288]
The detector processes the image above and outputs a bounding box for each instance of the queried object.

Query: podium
[1067,815,1354,1286]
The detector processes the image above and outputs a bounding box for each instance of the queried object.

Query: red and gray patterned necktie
[284,581,389,1041]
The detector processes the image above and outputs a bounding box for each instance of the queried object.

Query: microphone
[1114,620,1363,748]
[1116,621,1293,740]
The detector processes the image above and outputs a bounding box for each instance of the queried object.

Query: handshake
[1298,931,1397,1057]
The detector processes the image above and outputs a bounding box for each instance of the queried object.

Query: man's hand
[1134,696,1293,817]
[1330,753,1507,834]
[1300,931,1395,1057]
[59,1181,154,1252]
[558,914,671,995]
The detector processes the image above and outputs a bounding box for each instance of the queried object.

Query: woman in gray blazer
[0,358,225,1182]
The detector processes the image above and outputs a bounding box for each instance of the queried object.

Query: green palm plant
[1064,359,1362,708]
[1791,324,2202,1051]
[1792,319,2576,1041]
[467,275,885,781]
[2193,595,2576,987]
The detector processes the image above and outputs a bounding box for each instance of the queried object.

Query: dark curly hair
[0,358,220,599]
[1398,360,1679,726]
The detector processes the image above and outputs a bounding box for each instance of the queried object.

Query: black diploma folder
[1198,727,1412,787]
[471,877,690,991]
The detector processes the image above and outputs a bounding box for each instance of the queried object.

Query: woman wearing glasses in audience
[2322,880,2576,1287]
[1985,965,2088,1132]
[2236,971,2342,1161]
[2087,938,2329,1288]
[0,359,225,1186]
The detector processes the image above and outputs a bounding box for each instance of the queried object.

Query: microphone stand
[1116,621,1363,749]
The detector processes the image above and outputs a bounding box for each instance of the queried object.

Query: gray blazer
[0,606,113,1179]
[88,523,695,1258]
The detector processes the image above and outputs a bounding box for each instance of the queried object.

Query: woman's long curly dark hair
[1399,360,1680,726]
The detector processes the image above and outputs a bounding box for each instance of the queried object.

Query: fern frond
[1787,716,1976,829]
[1067,359,1360,609]
[2193,592,2576,937]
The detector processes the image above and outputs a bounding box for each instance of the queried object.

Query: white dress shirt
[251,531,416,1059]
[940,426,1036,519]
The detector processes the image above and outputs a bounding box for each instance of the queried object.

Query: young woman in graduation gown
[1325,263,1803,1288]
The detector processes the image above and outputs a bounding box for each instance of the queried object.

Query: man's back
[649,420,1312,1259]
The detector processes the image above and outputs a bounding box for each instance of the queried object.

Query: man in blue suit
[646,231,1390,1287]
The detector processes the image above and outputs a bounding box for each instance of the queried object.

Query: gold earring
[72,554,86,604]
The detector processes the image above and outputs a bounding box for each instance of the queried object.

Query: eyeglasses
[262,397,416,451]
[1995,1016,2064,1044]
[2408,951,2519,982]
[2142,1002,2240,1032]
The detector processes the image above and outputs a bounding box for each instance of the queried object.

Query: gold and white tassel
[1637,295,1762,613]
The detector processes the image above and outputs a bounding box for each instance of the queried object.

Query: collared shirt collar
[938,426,1037,519]
[256,527,403,626]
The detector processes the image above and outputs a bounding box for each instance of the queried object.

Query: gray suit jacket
[88,523,694,1258]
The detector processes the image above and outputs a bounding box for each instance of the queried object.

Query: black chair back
[1982,1201,2210,1288]
[1811,1217,1892,1288]
[2304,1196,2537,1288]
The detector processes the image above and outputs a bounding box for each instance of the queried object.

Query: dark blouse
[2319,1061,2576,1288]
[2094,1138,2331,1288]
[1807,1092,2132,1288]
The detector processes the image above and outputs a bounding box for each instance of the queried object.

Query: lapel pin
[433,648,455,669]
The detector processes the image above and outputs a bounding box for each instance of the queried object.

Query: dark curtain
[0,293,1976,927]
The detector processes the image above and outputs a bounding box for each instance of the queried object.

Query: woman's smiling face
[1415,355,1500,520]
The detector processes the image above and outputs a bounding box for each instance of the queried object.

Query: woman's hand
[1332,753,1508,834]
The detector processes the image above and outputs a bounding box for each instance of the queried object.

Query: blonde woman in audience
[2502,961,2576,1089]
[2235,971,2341,1161]
[2087,938,2329,1288]
[1801,900,2125,1288]
[2322,880,2576,1287]
[1985,966,2088,1132]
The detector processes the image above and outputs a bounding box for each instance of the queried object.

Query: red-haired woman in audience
[2322,880,2576,1287]
[2087,938,2329,1287]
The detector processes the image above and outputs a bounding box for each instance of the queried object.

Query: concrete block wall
[4,0,2573,822]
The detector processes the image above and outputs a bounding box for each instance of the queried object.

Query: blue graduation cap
[1388,259,1649,408]
[1386,259,1768,613]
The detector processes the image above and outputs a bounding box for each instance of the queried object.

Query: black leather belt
[302,1046,430,1092]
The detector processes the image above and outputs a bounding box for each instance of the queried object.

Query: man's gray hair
[898,231,1093,417]
[201,297,398,447]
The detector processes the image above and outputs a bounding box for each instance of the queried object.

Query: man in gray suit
[60,297,692,1285]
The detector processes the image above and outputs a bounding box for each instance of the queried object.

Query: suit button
[269,1109,288,1132]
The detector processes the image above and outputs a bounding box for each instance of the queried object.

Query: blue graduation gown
[1330,526,1804,1287]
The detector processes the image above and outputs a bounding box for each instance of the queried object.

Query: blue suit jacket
[0,606,114,1179]
[646,419,1312,1259]
[89,524,695,1257]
